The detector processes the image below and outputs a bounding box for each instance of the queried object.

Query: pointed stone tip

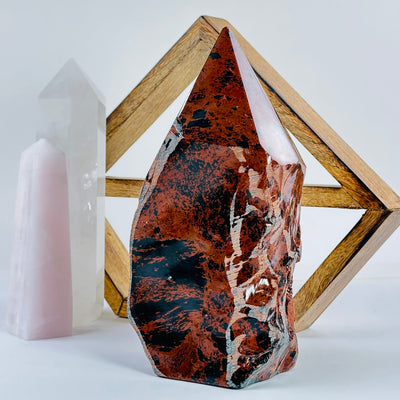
[64,57,80,68]
[178,23,304,166]
[31,138,64,154]
[204,27,235,64]
[220,26,304,166]
[38,58,105,104]
[39,58,83,98]
[215,27,233,46]
[220,26,230,35]
[21,138,66,168]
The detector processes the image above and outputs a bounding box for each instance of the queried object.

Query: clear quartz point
[37,59,106,327]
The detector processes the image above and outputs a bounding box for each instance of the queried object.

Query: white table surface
[1,2,400,398]
[1,269,399,400]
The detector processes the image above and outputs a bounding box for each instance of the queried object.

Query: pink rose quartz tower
[7,139,72,340]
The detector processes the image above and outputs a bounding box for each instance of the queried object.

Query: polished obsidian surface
[129,27,305,388]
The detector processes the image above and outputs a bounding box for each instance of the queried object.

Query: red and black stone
[129,27,305,389]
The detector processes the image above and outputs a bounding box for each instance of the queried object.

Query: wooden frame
[104,16,400,331]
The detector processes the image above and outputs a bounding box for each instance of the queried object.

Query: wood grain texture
[202,16,400,211]
[104,272,124,316]
[106,177,143,198]
[105,14,400,209]
[104,219,130,316]
[258,79,380,209]
[104,16,400,329]
[106,18,214,171]
[105,177,362,209]
[294,210,400,331]
[301,185,362,209]
[118,299,128,318]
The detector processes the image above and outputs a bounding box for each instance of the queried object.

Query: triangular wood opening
[104,16,400,331]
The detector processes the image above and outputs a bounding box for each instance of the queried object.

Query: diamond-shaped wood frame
[104,16,400,332]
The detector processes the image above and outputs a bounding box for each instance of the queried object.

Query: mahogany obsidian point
[129,27,305,389]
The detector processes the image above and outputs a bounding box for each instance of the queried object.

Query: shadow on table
[69,307,153,376]
[245,326,391,391]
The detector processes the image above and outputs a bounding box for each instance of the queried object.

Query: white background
[1,1,399,398]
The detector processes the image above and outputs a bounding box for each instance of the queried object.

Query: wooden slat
[294,210,400,331]
[119,300,128,318]
[106,18,214,171]
[104,219,130,316]
[302,185,362,209]
[105,15,400,209]
[106,177,143,198]
[202,16,400,211]
[259,79,379,209]
[103,16,400,329]
[104,272,124,316]
[106,177,363,209]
